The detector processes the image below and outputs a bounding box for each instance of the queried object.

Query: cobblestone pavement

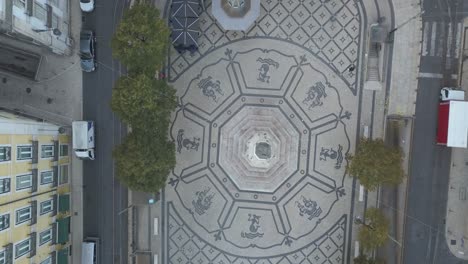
[162,0,367,263]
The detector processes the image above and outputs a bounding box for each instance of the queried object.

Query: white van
[72,121,95,160]
[440,87,465,101]
[82,238,99,264]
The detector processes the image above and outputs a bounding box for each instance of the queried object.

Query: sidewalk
[445,18,468,259]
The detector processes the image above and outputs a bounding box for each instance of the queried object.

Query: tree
[346,138,404,191]
[110,74,177,132]
[357,208,389,251]
[354,254,385,264]
[111,3,170,74]
[113,131,176,192]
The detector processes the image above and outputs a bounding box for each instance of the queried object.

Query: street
[81,0,129,263]
[403,0,468,263]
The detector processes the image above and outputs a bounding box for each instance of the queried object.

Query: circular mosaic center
[218,106,300,192]
[227,0,245,8]
[255,142,271,159]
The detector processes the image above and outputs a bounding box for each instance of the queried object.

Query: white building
[0,0,72,55]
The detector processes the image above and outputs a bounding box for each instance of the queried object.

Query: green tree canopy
[354,255,385,264]
[346,138,404,191]
[111,74,177,132]
[358,208,389,251]
[113,131,176,192]
[111,3,170,74]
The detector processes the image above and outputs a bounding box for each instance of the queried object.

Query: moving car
[72,121,95,160]
[80,0,95,12]
[80,30,96,72]
[440,87,465,101]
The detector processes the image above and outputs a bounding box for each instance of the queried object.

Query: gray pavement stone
[161,0,370,262]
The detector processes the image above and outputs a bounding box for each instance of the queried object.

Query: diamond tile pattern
[167,203,347,264]
[168,0,361,88]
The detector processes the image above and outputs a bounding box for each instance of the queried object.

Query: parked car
[80,30,96,72]
[80,0,95,12]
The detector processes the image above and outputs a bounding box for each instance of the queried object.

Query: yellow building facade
[0,110,72,264]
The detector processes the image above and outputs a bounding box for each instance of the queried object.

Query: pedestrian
[348,65,355,72]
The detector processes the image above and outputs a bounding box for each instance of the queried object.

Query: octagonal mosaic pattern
[163,0,365,263]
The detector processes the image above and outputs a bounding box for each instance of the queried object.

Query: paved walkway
[157,0,378,263]
[445,18,468,259]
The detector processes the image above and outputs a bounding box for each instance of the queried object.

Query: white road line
[422,22,430,56]
[452,74,458,80]
[446,22,452,58]
[437,22,445,57]
[430,22,437,56]
[419,72,444,78]
[455,22,462,59]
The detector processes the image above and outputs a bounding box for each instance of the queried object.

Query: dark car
[80,30,96,72]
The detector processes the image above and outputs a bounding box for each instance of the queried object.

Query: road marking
[437,22,445,57]
[354,241,360,257]
[430,22,437,56]
[419,72,444,78]
[455,22,462,59]
[422,22,430,56]
[154,217,159,235]
[447,23,453,58]
[452,74,458,80]
[359,184,364,202]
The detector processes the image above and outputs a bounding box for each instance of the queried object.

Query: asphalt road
[81,0,129,263]
[403,0,468,263]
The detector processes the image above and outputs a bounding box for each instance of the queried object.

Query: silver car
[80,30,96,72]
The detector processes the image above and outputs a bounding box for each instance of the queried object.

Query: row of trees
[110,3,176,192]
[347,138,405,263]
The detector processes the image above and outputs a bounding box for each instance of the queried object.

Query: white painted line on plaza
[447,23,453,58]
[354,241,360,257]
[419,72,444,78]
[422,22,430,56]
[359,184,364,202]
[455,22,462,59]
[437,22,445,57]
[430,22,437,56]
[154,217,159,235]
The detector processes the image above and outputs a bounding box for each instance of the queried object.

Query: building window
[40,171,54,185]
[0,213,9,231]
[59,144,69,157]
[0,146,11,162]
[41,145,54,158]
[33,2,47,21]
[40,256,52,264]
[15,206,32,225]
[16,174,32,190]
[39,229,53,245]
[17,145,32,160]
[40,199,53,215]
[15,238,31,259]
[13,0,26,8]
[0,178,10,194]
[59,164,69,185]
[0,249,5,264]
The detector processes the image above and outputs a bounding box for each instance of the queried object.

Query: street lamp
[354,216,402,247]
[32,28,62,36]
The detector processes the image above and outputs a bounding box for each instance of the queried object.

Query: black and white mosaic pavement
[163,0,366,263]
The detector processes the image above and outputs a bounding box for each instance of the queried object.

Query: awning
[171,0,201,18]
[59,194,70,213]
[171,17,199,47]
[56,217,70,244]
[57,247,69,264]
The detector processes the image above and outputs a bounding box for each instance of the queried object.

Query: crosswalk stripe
[447,22,453,58]
[422,22,430,56]
[455,22,462,59]
[437,22,445,57]
[430,22,437,56]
